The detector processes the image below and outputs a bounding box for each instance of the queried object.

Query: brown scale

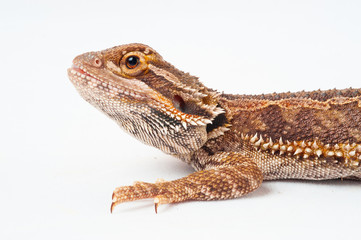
[222,88,361,102]
[221,97,361,145]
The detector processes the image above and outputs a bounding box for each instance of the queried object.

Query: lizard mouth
[68,64,150,101]
[68,64,98,83]
[68,64,113,93]
[70,64,88,75]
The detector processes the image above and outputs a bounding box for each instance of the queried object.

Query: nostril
[93,57,102,67]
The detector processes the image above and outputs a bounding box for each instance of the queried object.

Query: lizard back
[194,89,361,180]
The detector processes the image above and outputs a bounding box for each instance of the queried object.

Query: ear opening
[206,112,228,133]
[173,95,186,112]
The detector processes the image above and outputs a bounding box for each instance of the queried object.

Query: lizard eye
[120,52,147,77]
[125,56,139,69]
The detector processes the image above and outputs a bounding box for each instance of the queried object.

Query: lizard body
[68,43,361,213]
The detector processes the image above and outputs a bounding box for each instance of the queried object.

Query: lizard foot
[110,153,263,213]
[111,181,160,213]
[110,180,186,213]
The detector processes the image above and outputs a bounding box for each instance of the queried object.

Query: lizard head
[68,43,228,156]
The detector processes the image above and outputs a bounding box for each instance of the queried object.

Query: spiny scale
[243,133,361,167]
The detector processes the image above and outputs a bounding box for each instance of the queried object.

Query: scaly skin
[68,43,361,213]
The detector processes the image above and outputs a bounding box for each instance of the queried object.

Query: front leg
[111,152,263,213]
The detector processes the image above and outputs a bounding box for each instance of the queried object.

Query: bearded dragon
[68,43,361,213]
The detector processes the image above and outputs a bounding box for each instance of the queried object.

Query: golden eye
[125,56,139,69]
[120,52,147,77]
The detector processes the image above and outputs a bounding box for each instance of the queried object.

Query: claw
[111,192,117,213]
[110,202,115,213]
[154,197,159,214]
[154,202,158,214]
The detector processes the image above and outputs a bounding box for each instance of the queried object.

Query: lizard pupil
[126,56,139,69]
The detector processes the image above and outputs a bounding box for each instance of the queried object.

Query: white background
[1,0,361,239]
